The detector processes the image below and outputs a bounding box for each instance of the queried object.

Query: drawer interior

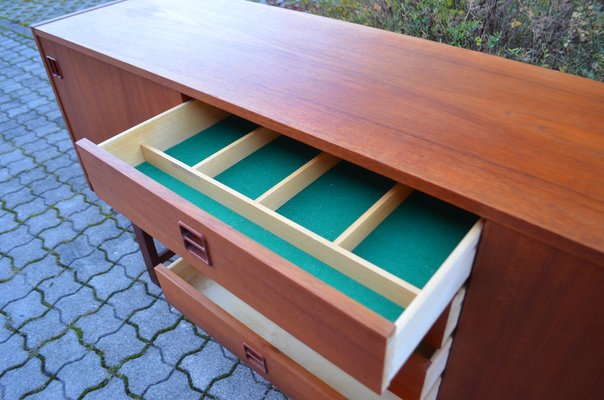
[100,100,482,389]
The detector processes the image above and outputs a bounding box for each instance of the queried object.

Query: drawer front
[155,262,344,400]
[76,139,392,391]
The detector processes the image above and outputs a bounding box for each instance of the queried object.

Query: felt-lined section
[165,115,258,166]
[215,136,320,199]
[354,192,478,289]
[136,162,403,321]
[277,162,394,240]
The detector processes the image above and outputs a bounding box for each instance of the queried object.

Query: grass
[264,0,603,81]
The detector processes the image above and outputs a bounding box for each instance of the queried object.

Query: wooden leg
[132,223,175,286]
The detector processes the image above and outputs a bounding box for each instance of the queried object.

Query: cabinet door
[36,36,183,144]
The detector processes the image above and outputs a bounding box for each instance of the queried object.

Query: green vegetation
[267,0,603,81]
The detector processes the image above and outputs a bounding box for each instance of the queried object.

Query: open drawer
[158,258,458,400]
[76,100,482,393]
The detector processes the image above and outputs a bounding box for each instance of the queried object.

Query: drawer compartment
[156,258,344,400]
[158,258,454,400]
[76,100,482,392]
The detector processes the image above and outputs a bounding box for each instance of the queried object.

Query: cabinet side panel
[34,35,183,144]
[439,221,604,400]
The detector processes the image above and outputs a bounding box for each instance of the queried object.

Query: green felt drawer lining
[135,116,477,321]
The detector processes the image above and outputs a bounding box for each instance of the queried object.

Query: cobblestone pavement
[0,1,286,399]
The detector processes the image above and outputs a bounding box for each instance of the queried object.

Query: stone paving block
[81,377,129,400]
[118,251,147,279]
[25,379,65,400]
[120,346,172,395]
[70,205,106,232]
[1,187,35,209]
[96,323,146,367]
[129,298,180,341]
[29,174,63,197]
[58,352,107,399]
[54,286,100,324]
[0,224,33,253]
[3,289,47,327]
[55,194,89,219]
[55,235,94,266]
[0,173,25,196]
[107,281,154,320]
[0,148,24,165]
[88,264,132,300]
[7,155,36,175]
[181,341,238,391]
[155,320,206,366]
[37,270,80,304]
[75,304,123,344]
[139,270,163,297]
[209,364,269,400]
[0,357,48,400]
[44,153,74,174]
[54,164,83,186]
[26,208,61,236]
[39,329,86,374]
[145,370,201,400]
[84,218,123,247]
[16,165,47,186]
[22,254,64,287]
[21,309,66,350]
[7,237,46,269]
[71,249,114,282]
[0,333,28,371]
[42,183,76,206]
[13,196,48,221]
[0,274,31,308]
[0,211,18,235]
[31,146,63,164]
[38,220,79,249]
[102,232,139,263]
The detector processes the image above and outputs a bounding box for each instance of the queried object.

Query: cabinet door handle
[178,222,212,266]
[244,344,268,374]
[46,56,62,79]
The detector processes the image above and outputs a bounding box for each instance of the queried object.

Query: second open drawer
[76,100,482,393]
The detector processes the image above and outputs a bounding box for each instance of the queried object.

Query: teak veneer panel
[32,0,604,265]
[440,222,604,400]
[35,36,183,145]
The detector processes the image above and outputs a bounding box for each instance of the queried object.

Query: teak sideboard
[32,1,604,399]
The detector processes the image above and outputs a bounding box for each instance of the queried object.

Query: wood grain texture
[33,0,604,265]
[35,36,183,144]
[439,222,604,400]
[76,138,393,392]
[156,264,345,400]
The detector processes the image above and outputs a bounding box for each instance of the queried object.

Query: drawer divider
[141,143,421,307]
[192,127,280,177]
[256,152,340,210]
[334,183,413,251]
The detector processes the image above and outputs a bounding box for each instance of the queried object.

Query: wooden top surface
[34,0,604,264]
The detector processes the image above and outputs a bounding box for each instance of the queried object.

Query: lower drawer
[156,258,345,400]
[158,258,459,400]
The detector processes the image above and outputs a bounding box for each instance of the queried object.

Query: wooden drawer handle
[179,222,212,266]
[244,343,268,374]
